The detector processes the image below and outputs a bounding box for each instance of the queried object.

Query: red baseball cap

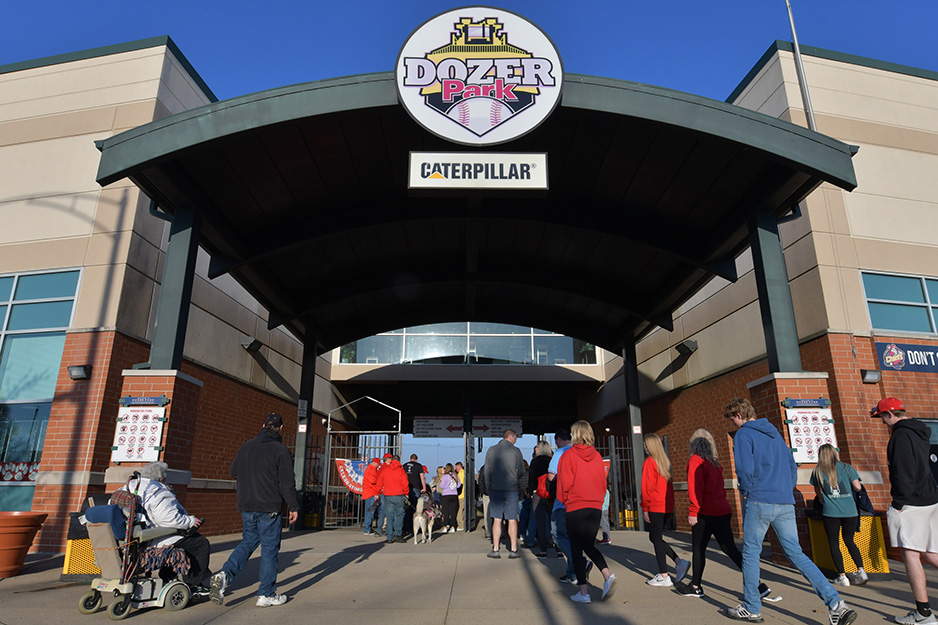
[371,458,381,464]
[383,453,393,459]
[870,397,905,417]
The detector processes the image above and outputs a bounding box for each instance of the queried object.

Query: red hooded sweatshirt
[641,457,675,514]
[686,454,732,517]
[556,444,606,513]
[362,461,380,500]
[377,460,409,496]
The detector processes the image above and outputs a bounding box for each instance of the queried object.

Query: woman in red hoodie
[678,429,771,599]
[557,420,617,604]
[641,433,690,587]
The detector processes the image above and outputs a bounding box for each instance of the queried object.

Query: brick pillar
[102,370,203,504]
[745,372,831,564]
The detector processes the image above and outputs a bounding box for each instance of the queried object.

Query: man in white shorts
[873,397,938,624]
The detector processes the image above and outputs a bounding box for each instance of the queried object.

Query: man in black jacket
[210,413,299,608]
[873,397,938,625]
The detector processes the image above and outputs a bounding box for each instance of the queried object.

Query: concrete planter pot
[0,511,48,578]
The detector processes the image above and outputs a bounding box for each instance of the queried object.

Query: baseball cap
[371,458,381,464]
[264,412,284,427]
[870,397,905,417]
[383,453,393,459]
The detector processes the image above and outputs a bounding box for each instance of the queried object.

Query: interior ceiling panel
[97,72,857,354]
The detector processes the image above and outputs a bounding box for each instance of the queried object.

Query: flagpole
[785,0,817,131]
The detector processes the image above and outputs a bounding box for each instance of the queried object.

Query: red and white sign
[111,407,164,463]
[785,408,837,464]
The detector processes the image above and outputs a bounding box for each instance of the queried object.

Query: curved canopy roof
[97,72,856,354]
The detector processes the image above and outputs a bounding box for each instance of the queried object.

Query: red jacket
[686,454,732,517]
[557,444,606,513]
[377,460,409,496]
[641,457,674,513]
[362,461,380,500]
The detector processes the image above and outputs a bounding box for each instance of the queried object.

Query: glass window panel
[863,273,925,303]
[927,280,938,304]
[344,335,403,364]
[405,336,466,362]
[0,277,12,302]
[534,337,576,364]
[532,327,556,335]
[7,301,73,330]
[472,336,531,364]
[14,271,79,301]
[469,322,529,335]
[0,403,51,464]
[923,421,938,446]
[0,333,67,401]
[405,323,467,334]
[868,302,933,333]
[0,305,6,329]
[572,339,597,364]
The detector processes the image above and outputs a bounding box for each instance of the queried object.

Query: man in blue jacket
[210,413,299,608]
[724,398,856,625]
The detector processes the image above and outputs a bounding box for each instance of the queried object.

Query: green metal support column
[749,207,803,372]
[149,205,201,370]
[293,341,317,530]
[622,339,645,532]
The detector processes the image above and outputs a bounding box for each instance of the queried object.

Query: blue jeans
[384,494,405,540]
[376,494,387,534]
[363,496,378,533]
[519,497,532,539]
[221,511,283,597]
[551,506,575,578]
[741,500,840,613]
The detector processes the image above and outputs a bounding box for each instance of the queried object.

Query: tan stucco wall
[0,43,303,400]
[637,47,938,401]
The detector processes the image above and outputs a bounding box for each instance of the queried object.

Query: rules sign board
[786,407,837,464]
[111,406,165,463]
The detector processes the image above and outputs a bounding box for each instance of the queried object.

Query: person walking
[378,454,410,543]
[872,397,938,624]
[810,443,868,588]
[725,397,856,625]
[483,428,525,558]
[641,433,690,587]
[402,454,427,536]
[362,457,381,536]
[548,428,578,582]
[557,420,617,604]
[439,463,461,533]
[677,429,771,600]
[528,440,554,557]
[210,413,299,608]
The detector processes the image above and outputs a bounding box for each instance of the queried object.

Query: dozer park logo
[396,8,563,146]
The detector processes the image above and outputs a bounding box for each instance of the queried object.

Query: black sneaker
[676,582,704,597]
[556,551,565,559]
[758,583,771,599]
[559,574,576,584]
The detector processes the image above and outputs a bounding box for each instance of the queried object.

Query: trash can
[805,510,890,579]
[61,511,101,582]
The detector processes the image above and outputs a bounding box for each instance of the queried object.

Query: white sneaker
[256,594,287,607]
[449,527,456,533]
[601,574,617,601]
[570,592,591,604]
[646,573,673,587]
[209,571,229,606]
[895,610,938,625]
[832,574,850,587]
[852,569,869,586]
[829,600,857,625]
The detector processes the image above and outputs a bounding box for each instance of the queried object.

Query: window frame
[861,270,938,335]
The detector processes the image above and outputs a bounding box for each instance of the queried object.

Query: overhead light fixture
[675,339,698,356]
[860,369,882,384]
[240,337,263,353]
[68,365,92,380]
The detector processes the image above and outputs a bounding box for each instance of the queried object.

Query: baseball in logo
[397,7,563,145]
[882,343,906,370]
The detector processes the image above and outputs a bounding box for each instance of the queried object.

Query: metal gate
[317,431,400,528]
[596,434,639,531]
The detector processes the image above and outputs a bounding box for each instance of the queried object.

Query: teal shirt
[810,462,860,518]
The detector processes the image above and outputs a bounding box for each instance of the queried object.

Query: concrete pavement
[0,526,924,625]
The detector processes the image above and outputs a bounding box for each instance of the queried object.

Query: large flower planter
[0,511,48,578]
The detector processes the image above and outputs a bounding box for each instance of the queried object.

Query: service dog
[413,492,442,544]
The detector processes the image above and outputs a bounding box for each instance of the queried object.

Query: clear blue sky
[4,1,936,102]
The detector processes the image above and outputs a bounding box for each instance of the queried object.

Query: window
[0,269,80,503]
[338,321,597,365]
[862,272,938,334]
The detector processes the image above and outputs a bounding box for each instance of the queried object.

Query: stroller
[77,472,197,620]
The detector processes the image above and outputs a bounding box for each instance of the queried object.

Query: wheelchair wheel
[164,582,190,611]
[107,594,132,620]
[77,590,102,614]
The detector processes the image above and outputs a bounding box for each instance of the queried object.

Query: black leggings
[647,511,679,573]
[567,508,609,586]
[441,494,459,527]
[534,496,552,552]
[822,515,863,574]
[691,514,742,586]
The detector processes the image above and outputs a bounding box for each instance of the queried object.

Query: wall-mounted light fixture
[67,365,92,380]
[240,337,263,353]
[675,339,698,356]
[860,369,882,384]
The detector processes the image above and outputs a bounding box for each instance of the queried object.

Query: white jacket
[117,477,198,548]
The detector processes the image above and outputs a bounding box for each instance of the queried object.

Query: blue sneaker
[674,557,690,583]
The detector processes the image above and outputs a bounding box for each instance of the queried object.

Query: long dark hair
[689,429,719,468]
